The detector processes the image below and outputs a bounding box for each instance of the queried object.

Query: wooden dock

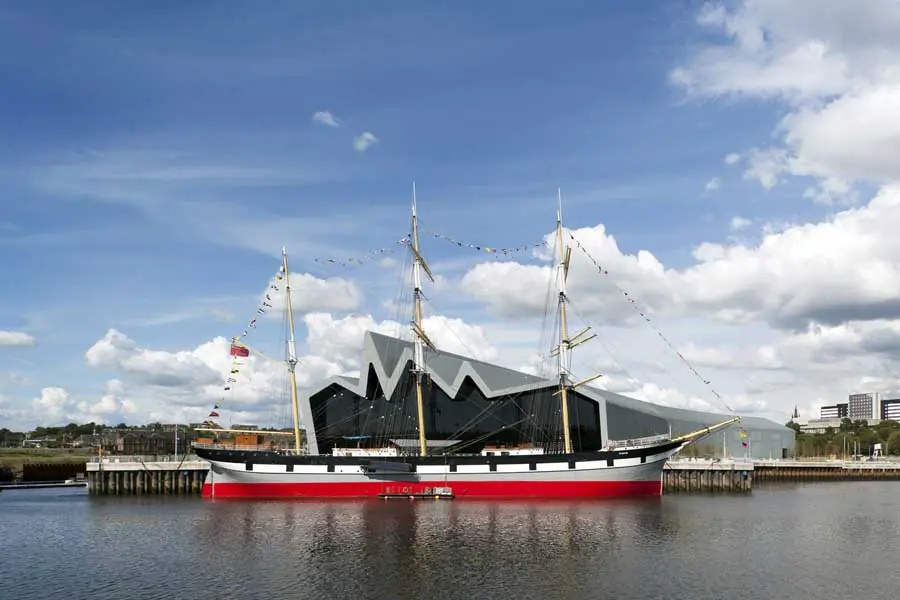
[85,455,208,496]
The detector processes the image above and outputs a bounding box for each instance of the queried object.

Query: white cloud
[265,272,364,314]
[451,180,900,420]
[724,153,741,165]
[28,381,138,426]
[729,216,751,231]
[50,310,498,428]
[674,0,900,192]
[705,177,721,192]
[85,329,222,388]
[0,331,35,347]
[311,110,340,127]
[463,184,900,331]
[353,132,378,152]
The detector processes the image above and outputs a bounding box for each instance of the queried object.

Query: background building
[848,393,881,420]
[302,331,795,460]
[882,398,900,421]
[820,403,848,420]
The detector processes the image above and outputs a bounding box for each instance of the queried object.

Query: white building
[848,393,881,421]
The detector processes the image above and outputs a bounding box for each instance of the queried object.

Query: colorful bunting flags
[207,261,287,424]
[418,224,544,257]
[311,237,411,267]
[568,232,734,414]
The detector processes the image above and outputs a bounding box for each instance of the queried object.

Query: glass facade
[308,361,603,454]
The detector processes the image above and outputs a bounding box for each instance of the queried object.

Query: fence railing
[191,442,308,454]
[88,454,201,464]
[606,434,671,449]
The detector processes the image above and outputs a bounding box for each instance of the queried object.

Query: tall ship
[193,188,737,499]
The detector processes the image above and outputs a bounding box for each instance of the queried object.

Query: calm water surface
[1,482,899,600]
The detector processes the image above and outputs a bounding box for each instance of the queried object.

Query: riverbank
[0,448,94,482]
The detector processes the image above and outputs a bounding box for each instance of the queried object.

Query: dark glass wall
[308,361,603,454]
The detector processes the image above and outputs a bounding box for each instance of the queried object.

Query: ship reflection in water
[193,498,673,599]
[2,484,900,599]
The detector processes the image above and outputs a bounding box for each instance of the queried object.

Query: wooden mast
[555,190,574,454]
[409,182,436,457]
[551,189,601,454]
[282,246,303,454]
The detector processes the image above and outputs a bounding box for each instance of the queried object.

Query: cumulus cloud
[266,272,364,314]
[353,132,378,152]
[63,311,500,428]
[28,381,138,426]
[461,186,900,330]
[85,329,222,388]
[0,331,35,346]
[673,0,900,190]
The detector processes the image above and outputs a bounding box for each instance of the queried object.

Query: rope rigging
[566,232,735,414]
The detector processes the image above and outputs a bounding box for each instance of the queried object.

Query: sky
[2,0,900,431]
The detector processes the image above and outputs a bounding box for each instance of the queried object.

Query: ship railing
[191,441,308,454]
[89,454,201,464]
[605,434,671,449]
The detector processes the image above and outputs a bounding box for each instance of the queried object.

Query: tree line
[786,418,900,457]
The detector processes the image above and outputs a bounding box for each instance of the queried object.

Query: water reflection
[3,486,900,600]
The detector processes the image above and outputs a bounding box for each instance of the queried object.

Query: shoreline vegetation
[0,448,94,481]
[786,419,900,458]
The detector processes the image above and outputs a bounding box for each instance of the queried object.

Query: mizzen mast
[552,189,600,454]
[408,182,437,457]
[282,246,303,454]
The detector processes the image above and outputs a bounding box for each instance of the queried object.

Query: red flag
[229,344,249,357]
[208,411,219,417]
[741,441,748,448]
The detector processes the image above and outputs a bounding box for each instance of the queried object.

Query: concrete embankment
[78,455,900,496]
[85,455,207,495]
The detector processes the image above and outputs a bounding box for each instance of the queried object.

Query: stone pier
[85,455,209,496]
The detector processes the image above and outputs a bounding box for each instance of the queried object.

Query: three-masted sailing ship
[193,188,737,498]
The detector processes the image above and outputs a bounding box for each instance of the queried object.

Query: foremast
[408,183,437,457]
[552,189,601,454]
[282,246,303,454]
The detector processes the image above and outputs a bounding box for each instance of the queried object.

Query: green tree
[887,431,900,455]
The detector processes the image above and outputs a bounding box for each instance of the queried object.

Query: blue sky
[4,1,892,428]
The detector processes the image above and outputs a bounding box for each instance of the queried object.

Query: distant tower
[792,405,799,420]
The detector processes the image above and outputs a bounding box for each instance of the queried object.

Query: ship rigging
[193,185,739,498]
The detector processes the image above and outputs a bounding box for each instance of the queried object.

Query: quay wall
[82,456,900,496]
[86,455,208,496]
[663,460,753,493]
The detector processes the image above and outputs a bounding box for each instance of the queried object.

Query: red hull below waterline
[201,479,663,499]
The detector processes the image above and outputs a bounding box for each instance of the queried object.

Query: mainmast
[552,189,600,454]
[409,182,436,457]
[282,246,303,454]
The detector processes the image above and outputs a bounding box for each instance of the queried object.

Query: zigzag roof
[310,330,557,401]
[304,331,792,438]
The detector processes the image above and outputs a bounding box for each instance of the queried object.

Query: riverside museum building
[300,331,795,460]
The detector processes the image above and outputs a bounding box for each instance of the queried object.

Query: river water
[1,482,898,600]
